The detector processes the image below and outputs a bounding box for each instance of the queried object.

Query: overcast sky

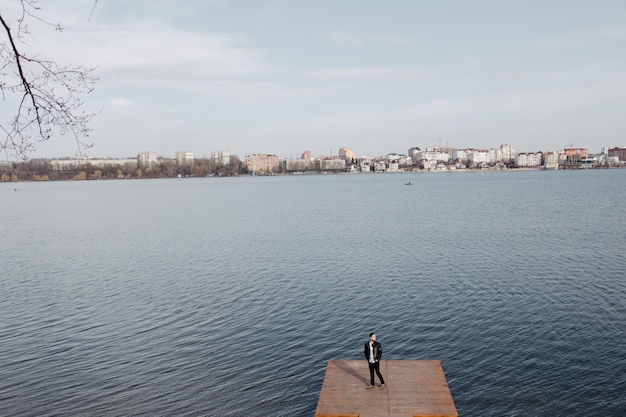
[7,0,626,159]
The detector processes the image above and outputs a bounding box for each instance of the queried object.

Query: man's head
[369,333,376,342]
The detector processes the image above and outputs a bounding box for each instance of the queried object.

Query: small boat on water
[405,181,412,185]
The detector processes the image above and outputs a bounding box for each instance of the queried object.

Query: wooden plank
[314,360,457,417]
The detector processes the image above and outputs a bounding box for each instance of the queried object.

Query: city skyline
[4,1,626,160]
[30,142,623,165]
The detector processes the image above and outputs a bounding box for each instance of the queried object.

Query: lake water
[1,170,625,416]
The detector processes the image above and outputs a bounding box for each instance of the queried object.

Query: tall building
[176,151,194,166]
[244,153,279,175]
[499,144,516,163]
[544,151,559,169]
[211,150,231,166]
[137,151,158,167]
[608,147,626,161]
[408,147,421,164]
[338,147,354,162]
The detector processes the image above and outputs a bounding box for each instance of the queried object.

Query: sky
[4,0,626,159]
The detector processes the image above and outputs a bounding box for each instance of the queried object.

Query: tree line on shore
[1,157,246,182]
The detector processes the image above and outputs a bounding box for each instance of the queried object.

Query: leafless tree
[0,0,98,160]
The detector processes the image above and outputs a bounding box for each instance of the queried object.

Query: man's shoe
[366,385,375,389]
[379,384,385,389]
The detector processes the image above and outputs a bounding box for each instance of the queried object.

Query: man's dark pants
[368,361,385,386]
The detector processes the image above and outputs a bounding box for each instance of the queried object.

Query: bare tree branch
[88,0,99,22]
[0,0,98,160]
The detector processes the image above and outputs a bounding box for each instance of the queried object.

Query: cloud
[21,18,329,101]
[106,98,139,108]
[588,27,626,40]
[328,31,414,46]
[527,36,583,51]
[123,78,335,101]
[528,25,626,52]
[499,63,626,87]
[21,15,340,102]
[57,26,265,81]
[267,80,626,148]
[11,8,266,87]
[312,67,431,81]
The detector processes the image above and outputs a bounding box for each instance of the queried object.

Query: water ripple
[1,172,625,416]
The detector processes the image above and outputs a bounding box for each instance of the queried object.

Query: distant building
[320,158,346,171]
[408,147,421,160]
[543,151,559,169]
[499,144,516,163]
[387,161,400,172]
[138,151,158,167]
[581,156,597,168]
[301,150,312,160]
[422,160,434,171]
[176,151,194,166]
[467,149,490,165]
[374,161,387,172]
[608,147,626,161]
[515,152,542,168]
[487,148,499,164]
[285,159,313,172]
[419,147,450,162]
[564,148,588,167]
[244,153,279,175]
[338,147,354,162]
[211,150,231,167]
[453,148,469,162]
[51,157,137,170]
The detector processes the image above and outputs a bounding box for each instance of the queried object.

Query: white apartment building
[419,147,450,162]
[176,151,194,166]
[515,152,542,167]
[211,150,231,167]
[138,151,158,167]
[387,162,400,172]
[452,145,515,165]
[544,152,559,169]
[499,144,516,162]
[453,148,469,161]
[468,149,490,165]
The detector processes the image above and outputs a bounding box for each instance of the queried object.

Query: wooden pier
[315,360,457,417]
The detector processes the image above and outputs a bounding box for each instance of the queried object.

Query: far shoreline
[2,165,624,184]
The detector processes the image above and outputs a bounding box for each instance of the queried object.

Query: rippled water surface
[2,170,625,416]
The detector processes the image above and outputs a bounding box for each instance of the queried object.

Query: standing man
[364,332,385,389]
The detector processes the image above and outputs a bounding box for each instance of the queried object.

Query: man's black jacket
[364,341,382,361]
